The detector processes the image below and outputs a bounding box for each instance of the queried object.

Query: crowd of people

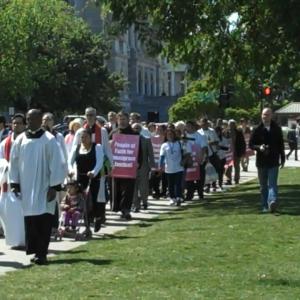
[0,107,290,265]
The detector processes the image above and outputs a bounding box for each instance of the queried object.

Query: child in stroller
[60,181,83,231]
[55,181,84,240]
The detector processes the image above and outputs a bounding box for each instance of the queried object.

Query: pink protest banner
[111,134,140,179]
[185,144,201,181]
[225,146,234,168]
[244,133,255,157]
[151,136,164,170]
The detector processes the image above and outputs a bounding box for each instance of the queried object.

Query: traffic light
[263,86,272,96]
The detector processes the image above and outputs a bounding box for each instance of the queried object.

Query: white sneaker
[169,198,176,206]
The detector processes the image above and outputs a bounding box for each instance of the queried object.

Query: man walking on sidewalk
[9,109,66,265]
[249,108,285,213]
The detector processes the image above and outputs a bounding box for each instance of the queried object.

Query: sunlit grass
[0,168,300,299]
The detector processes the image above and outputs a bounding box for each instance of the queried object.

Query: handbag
[205,162,218,184]
[179,142,193,169]
[208,144,222,172]
[181,152,193,169]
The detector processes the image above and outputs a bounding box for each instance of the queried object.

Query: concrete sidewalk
[0,155,298,276]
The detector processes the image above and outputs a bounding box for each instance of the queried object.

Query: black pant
[24,213,53,258]
[219,158,227,188]
[79,176,102,220]
[166,172,183,199]
[287,143,298,160]
[150,171,161,197]
[113,178,136,213]
[198,162,207,197]
[149,171,168,197]
[185,180,196,200]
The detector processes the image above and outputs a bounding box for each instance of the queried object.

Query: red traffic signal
[263,86,271,96]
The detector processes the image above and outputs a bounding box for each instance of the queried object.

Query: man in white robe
[42,112,68,231]
[0,114,26,249]
[9,109,66,265]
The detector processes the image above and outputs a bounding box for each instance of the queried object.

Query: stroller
[55,179,93,241]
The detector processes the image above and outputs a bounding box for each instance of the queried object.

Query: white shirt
[55,132,68,175]
[141,127,151,139]
[9,131,67,216]
[160,141,184,174]
[186,132,208,149]
[198,128,219,156]
[217,137,231,160]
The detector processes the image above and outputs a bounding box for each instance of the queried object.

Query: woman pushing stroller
[68,128,104,233]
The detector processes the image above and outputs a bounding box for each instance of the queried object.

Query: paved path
[0,155,299,276]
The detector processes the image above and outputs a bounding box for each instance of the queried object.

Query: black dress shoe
[94,218,102,232]
[125,213,132,220]
[143,204,148,210]
[30,256,38,263]
[34,257,48,265]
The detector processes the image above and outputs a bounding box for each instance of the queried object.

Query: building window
[145,72,149,95]
[150,73,154,96]
[138,70,143,95]
[168,72,172,96]
[119,40,124,54]
[180,74,185,96]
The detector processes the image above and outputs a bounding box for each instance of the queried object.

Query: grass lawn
[1,168,300,299]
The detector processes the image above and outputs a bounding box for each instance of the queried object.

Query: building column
[171,71,176,96]
[142,67,145,95]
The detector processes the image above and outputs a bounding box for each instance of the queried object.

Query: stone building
[67,0,187,121]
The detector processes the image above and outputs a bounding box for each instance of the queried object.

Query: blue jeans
[166,172,183,199]
[257,167,279,209]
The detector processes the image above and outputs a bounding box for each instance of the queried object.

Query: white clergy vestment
[9,131,66,216]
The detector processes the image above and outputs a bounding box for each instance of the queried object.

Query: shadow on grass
[136,217,183,223]
[187,183,300,216]
[49,258,112,266]
[0,261,30,269]
[105,216,182,227]
[147,207,178,212]
[258,278,300,288]
[101,234,140,240]
[49,249,88,255]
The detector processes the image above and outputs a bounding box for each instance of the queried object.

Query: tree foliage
[224,107,260,123]
[103,0,300,99]
[0,0,123,113]
[168,80,219,122]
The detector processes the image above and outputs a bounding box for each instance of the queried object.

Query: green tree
[0,0,123,113]
[103,0,300,101]
[168,80,219,122]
